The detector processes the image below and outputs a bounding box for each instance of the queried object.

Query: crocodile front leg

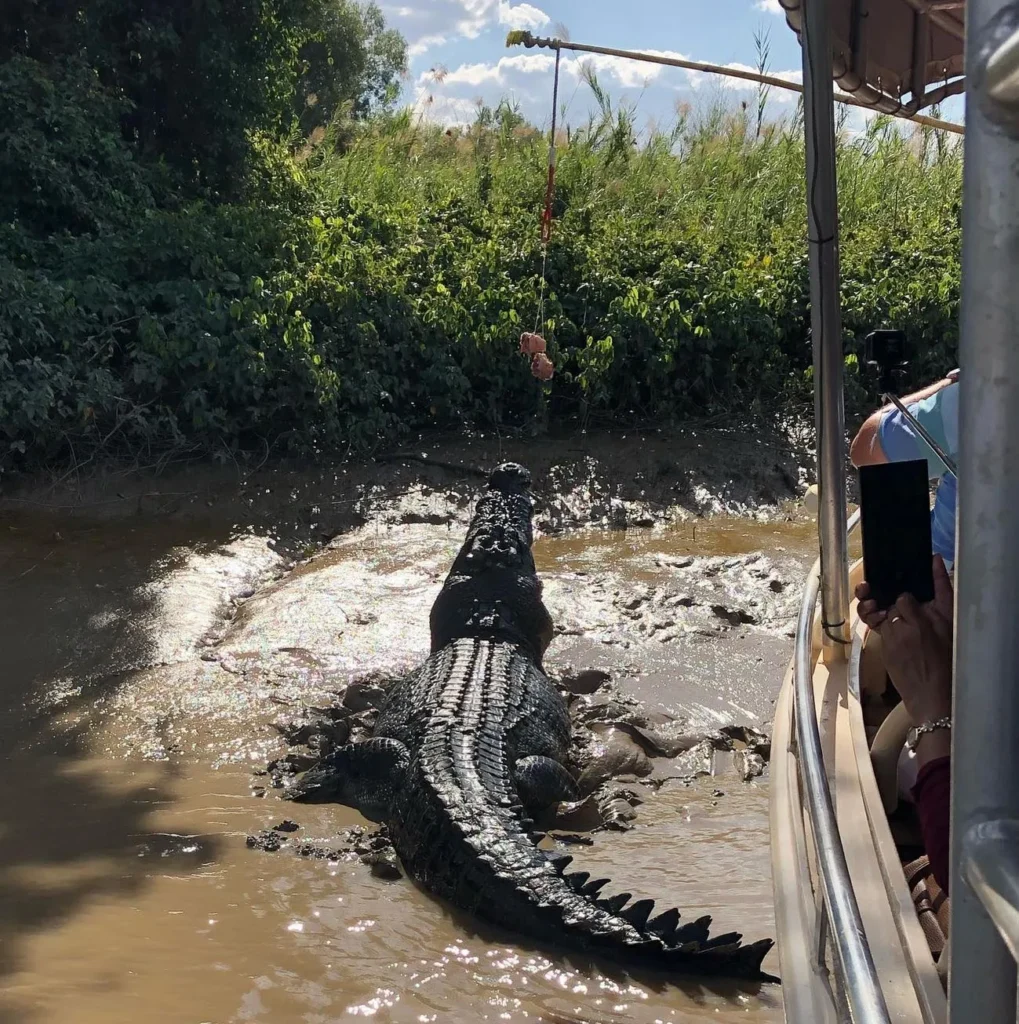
[513,755,580,810]
[287,737,410,823]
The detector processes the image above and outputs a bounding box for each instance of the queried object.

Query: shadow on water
[423,893,778,1000]
[0,516,229,1019]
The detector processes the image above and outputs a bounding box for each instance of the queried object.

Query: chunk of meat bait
[519,332,547,356]
[531,352,554,381]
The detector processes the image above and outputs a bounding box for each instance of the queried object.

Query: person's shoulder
[879,380,959,468]
[913,380,958,416]
[939,380,960,417]
[929,382,959,453]
[910,381,959,445]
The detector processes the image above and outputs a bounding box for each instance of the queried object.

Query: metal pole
[507,32,966,134]
[950,1,1019,1019]
[802,0,850,654]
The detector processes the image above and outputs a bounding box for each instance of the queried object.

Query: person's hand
[946,369,960,383]
[855,556,954,726]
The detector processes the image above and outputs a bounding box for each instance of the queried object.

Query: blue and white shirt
[878,381,958,564]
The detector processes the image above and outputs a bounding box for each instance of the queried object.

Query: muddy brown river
[0,441,830,1024]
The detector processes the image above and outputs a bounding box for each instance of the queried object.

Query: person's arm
[856,557,955,891]
[849,372,959,468]
[907,652,953,893]
[913,756,951,893]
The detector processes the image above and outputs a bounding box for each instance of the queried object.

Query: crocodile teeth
[621,898,655,929]
[580,877,610,896]
[647,907,681,940]
[565,871,590,890]
[549,854,573,872]
[597,893,631,914]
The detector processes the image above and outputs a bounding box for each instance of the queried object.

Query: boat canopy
[780,0,965,113]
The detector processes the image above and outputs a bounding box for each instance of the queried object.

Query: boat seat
[859,627,899,737]
[871,702,911,815]
[859,627,890,699]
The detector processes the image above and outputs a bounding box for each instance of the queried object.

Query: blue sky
[379,1,964,135]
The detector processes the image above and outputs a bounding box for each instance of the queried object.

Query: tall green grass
[0,76,963,472]
[306,86,961,422]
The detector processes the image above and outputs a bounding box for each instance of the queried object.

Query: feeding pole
[506,32,964,135]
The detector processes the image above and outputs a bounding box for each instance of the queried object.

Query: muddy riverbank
[0,429,814,1024]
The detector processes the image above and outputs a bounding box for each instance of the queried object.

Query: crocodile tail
[410,789,778,983]
[541,846,779,981]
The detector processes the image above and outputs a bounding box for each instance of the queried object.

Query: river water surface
[0,472,822,1024]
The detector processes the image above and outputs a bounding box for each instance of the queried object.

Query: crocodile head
[286,753,353,805]
[429,462,554,661]
[286,745,393,823]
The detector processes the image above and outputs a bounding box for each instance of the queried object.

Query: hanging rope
[520,44,561,382]
[541,44,562,246]
[534,45,561,335]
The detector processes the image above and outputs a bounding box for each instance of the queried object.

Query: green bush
[0,57,963,473]
[1,0,406,196]
[0,57,155,234]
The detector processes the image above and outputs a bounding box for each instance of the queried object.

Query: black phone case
[859,460,936,610]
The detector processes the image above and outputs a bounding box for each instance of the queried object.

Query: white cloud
[413,91,484,125]
[566,50,692,90]
[386,1,550,58]
[755,0,785,13]
[413,53,556,123]
[499,3,549,30]
[413,49,694,114]
[409,33,449,57]
[409,50,808,130]
[419,53,554,89]
[836,105,877,142]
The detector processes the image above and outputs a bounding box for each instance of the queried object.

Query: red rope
[541,45,561,244]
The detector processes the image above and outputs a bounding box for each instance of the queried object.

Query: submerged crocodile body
[290,462,776,982]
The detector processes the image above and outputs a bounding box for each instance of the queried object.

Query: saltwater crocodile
[288,462,776,982]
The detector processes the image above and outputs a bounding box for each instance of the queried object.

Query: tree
[295,1,407,136]
[0,0,407,196]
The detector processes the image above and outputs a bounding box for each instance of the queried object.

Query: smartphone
[859,460,935,610]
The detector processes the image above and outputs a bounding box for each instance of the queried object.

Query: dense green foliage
[0,8,963,473]
[0,0,405,193]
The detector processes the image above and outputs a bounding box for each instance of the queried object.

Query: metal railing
[962,821,1019,964]
[793,509,892,1023]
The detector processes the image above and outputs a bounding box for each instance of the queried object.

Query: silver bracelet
[906,716,952,754]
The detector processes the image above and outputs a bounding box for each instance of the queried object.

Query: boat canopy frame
[794,0,1019,1021]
